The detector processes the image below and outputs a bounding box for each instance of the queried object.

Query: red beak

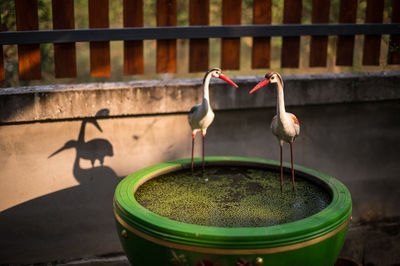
[219,73,239,88]
[249,79,269,94]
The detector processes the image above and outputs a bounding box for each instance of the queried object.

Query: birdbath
[114,156,352,266]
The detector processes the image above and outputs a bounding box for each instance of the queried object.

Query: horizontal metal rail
[1,23,399,45]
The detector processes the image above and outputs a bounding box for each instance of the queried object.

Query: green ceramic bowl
[114,156,352,266]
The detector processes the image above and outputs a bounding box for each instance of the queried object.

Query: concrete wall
[1,72,399,264]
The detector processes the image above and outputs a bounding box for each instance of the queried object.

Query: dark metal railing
[1,24,399,45]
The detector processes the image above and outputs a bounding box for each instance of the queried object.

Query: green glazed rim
[114,156,352,251]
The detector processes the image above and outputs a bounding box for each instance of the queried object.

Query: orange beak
[249,79,269,94]
[219,73,239,88]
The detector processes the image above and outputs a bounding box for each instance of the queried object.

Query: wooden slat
[309,0,330,67]
[52,0,76,78]
[16,0,41,80]
[189,0,209,73]
[281,0,302,68]
[124,0,144,75]
[252,0,271,69]
[89,0,110,77]
[0,20,4,81]
[388,0,400,64]
[221,0,241,70]
[336,0,357,66]
[156,0,177,73]
[363,0,384,65]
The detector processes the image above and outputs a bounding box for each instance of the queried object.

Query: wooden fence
[0,0,400,82]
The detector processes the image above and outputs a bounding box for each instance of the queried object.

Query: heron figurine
[250,72,300,191]
[188,68,238,170]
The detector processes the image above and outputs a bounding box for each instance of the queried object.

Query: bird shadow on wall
[48,108,115,184]
[0,109,124,263]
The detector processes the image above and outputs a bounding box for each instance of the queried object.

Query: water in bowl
[135,166,331,227]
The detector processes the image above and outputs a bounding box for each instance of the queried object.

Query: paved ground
[39,254,129,266]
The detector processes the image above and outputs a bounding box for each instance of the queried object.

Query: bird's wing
[188,105,199,120]
[288,113,300,136]
[270,115,277,129]
[291,115,299,125]
[188,104,201,128]
[189,105,199,114]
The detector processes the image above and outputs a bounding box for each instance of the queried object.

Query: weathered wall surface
[0,72,399,264]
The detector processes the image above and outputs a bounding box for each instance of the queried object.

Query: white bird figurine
[188,68,238,170]
[250,72,300,190]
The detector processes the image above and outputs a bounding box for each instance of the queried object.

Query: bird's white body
[188,70,217,136]
[188,68,238,169]
[250,72,300,190]
[270,77,300,146]
[188,98,215,136]
[271,113,299,145]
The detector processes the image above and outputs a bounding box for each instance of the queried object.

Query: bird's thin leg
[290,141,295,191]
[202,133,206,170]
[191,133,196,171]
[280,144,283,191]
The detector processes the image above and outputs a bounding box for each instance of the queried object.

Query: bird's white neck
[276,81,286,117]
[203,73,212,102]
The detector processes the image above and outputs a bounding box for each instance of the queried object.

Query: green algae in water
[134,166,332,228]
